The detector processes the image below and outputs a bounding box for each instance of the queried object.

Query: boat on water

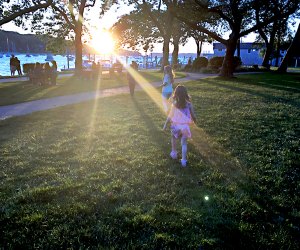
[66,55,74,61]
[25,44,31,57]
[5,38,10,57]
[45,54,54,61]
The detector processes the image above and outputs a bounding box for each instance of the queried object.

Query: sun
[90,30,115,55]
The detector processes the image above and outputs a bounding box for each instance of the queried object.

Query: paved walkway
[0,73,73,83]
[0,73,214,120]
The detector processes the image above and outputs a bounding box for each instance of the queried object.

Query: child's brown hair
[172,85,191,109]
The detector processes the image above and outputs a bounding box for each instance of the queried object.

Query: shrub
[192,57,208,71]
[209,56,242,70]
[184,64,192,71]
[23,63,35,74]
[209,56,224,69]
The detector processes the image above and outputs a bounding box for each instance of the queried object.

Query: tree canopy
[0,0,53,27]
[175,0,299,77]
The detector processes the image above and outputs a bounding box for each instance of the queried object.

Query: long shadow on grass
[201,78,300,109]
[232,73,300,92]
[132,97,166,151]
[132,92,246,182]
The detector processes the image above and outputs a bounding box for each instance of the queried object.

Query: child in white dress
[163,85,197,167]
[160,65,174,113]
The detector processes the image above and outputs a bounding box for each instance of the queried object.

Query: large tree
[189,30,213,58]
[277,23,300,72]
[175,0,299,77]
[47,0,97,74]
[113,3,190,69]
[171,19,189,67]
[28,0,117,74]
[0,0,53,27]
[131,0,176,69]
[254,0,298,68]
[111,9,160,54]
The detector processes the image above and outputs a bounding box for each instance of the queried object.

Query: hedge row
[184,56,242,71]
[23,63,48,74]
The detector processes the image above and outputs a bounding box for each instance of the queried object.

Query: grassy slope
[0,71,186,106]
[0,72,299,249]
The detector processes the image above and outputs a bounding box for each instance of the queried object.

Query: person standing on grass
[50,60,58,85]
[160,65,174,113]
[15,57,22,76]
[43,62,52,85]
[163,85,197,167]
[127,61,138,97]
[10,55,17,76]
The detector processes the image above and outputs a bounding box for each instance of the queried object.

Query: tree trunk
[161,10,173,70]
[275,31,281,67]
[172,37,179,67]
[196,41,200,58]
[236,38,240,58]
[259,21,278,69]
[74,23,83,76]
[219,35,238,77]
[74,0,87,76]
[262,42,272,68]
[162,35,171,70]
[278,24,300,73]
[262,24,277,68]
[196,41,203,58]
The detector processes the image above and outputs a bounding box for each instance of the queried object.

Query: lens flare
[90,30,115,54]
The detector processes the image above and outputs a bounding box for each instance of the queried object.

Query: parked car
[82,60,93,69]
[111,61,123,73]
[98,60,112,71]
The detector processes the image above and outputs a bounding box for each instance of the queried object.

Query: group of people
[10,55,22,76]
[29,60,58,86]
[126,62,197,167]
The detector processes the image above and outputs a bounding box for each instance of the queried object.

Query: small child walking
[163,85,197,167]
[160,65,175,113]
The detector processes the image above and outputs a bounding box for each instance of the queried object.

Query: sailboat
[45,53,54,61]
[6,38,11,57]
[26,44,31,57]
[66,55,74,61]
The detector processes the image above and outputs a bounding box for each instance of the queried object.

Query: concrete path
[0,73,73,84]
[0,73,213,120]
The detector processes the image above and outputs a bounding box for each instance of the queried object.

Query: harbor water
[0,54,76,76]
[0,53,194,76]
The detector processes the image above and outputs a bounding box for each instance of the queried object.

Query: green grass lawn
[0,71,186,106]
[0,72,299,249]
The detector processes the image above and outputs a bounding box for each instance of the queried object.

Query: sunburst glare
[90,30,115,55]
[115,55,166,113]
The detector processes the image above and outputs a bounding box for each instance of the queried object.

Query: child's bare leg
[171,135,177,152]
[170,135,177,159]
[162,96,168,113]
[181,137,188,166]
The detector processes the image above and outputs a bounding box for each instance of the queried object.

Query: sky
[1,2,262,55]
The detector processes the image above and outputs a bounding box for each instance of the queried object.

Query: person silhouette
[15,57,22,76]
[127,61,138,97]
[10,55,17,76]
